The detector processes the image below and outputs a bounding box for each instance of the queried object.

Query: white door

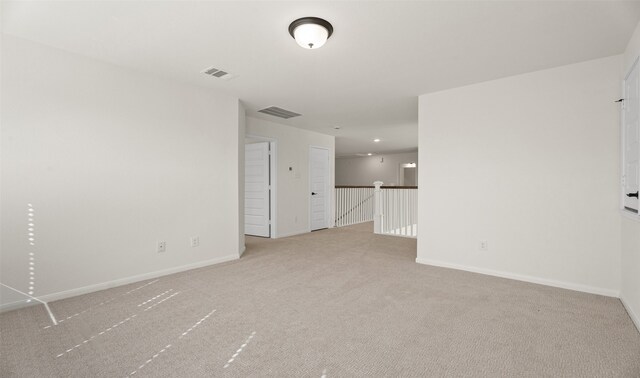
[624,61,639,212]
[245,142,270,237]
[310,147,330,231]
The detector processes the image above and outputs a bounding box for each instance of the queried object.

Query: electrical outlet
[190,236,199,248]
[157,241,166,253]
[479,240,488,251]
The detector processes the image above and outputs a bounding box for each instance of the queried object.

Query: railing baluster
[334,186,376,228]
[392,189,396,234]
[349,190,357,224]
[357,188,359,224]
[334,185,416,238]
[336,188,340,227]
[404,190,408,236]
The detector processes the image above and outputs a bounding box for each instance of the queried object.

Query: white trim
[35,254,238,304]
[621,209,640,223]
[238,245,247,257]
[245,134,273,142]
[269,141,278,238]
[2,254,239,314]
[620,57,640,214]
[620,295,640,334]
[0,283,58,324]
[0,299,39,313]
[415,258,619,298]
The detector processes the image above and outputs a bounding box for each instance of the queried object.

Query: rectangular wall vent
[201,66,236,80]
[258,106,301,119]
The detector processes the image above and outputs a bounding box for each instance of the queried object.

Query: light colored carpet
[1,222,639,377]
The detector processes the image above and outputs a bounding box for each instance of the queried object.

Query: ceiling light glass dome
[289,17,333,50]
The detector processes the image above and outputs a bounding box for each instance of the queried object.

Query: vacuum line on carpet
[44,279,163,329]
[43,297,120,329]
[125,279,159,295]
[55,315,137,357]
[179,309,217,339]
[56,291,183,358]
[126,309,217,376]
[128,344,172,376]
[223,331,256,369]
[143,291,180,311]
[137,289,173,307]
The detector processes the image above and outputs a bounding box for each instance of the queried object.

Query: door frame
[621,57,640,220]
[246,134,278,238]
[308,145,332,232]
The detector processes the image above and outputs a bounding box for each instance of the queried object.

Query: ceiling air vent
[258,106,301,119]
[201,66,236,80]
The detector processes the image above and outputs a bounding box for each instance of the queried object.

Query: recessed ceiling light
[289,17,333,49]
[373,138,381,142]
[367,153,373,156]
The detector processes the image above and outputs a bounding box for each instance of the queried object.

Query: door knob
[627,191,639,198]
[311,192,318,195]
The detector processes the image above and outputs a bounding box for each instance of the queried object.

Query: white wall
[336,151,418,186]
[417,55,622,296]
[246,117,335,238]
[621,21,640,330]
[0,36,244,307]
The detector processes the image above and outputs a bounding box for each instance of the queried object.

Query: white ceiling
[3,1,640,156]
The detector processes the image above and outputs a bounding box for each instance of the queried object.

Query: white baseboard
[0,299,39,313]
[620,295,640,334]
[0,254,239,310]
[416,257,619,298]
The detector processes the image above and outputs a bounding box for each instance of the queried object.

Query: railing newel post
[373,181,383,234]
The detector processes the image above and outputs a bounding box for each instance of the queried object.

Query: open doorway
[400,162,417,186]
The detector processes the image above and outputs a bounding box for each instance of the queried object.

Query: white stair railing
[335,186,375,227]
[373,181,418,238]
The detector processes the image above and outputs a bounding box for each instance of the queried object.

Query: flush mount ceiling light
[288,17,333,49]
[373,138,381,142]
